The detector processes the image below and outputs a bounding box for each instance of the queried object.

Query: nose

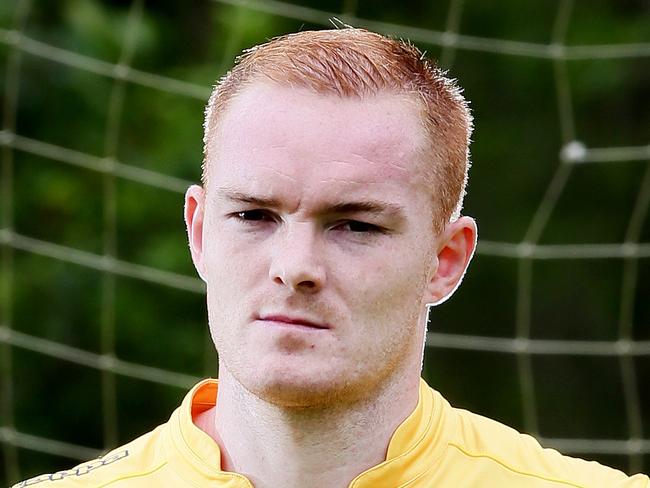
[269,222,326,293]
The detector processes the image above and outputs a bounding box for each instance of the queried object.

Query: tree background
[0,0,649,485]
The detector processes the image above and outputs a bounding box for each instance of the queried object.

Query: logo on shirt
[13,450,129,486]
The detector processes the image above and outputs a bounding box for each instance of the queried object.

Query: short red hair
[202,28,472,231]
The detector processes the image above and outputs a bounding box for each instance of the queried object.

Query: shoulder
[11,425,168,488]
[442,400,648,487]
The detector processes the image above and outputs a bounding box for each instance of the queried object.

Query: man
[14,28,648,488]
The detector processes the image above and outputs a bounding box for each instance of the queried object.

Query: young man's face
[189,82,459,407]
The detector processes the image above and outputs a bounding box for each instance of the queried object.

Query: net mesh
[1,0,649,483]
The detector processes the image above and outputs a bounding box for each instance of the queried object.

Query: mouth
[257,314,330,330]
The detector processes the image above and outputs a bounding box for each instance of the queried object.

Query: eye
[335,220,382,233]
[233,209,275,223]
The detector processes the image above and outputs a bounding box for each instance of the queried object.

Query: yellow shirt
[14,379,648,487]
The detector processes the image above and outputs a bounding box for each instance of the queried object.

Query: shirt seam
[98,461,167,487]
[395,443,449,488]
[448,442,589,488]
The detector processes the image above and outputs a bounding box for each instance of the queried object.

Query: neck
[205,367,420,488]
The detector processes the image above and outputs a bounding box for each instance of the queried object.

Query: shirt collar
[350,378,449,487]
[165,378,253,487]
[165,378,447,487]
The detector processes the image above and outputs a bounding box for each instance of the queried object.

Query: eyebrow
[216,189,406,219]
[219,190,283,208]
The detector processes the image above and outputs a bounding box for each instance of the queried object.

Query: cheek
[203,221,261,279]
[346,251,429,323]
[203,238,255,328]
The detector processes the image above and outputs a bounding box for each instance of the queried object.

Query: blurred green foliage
[1,0,649,484]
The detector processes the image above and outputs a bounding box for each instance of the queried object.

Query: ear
[425,216,477,306]
[184,184,207,282]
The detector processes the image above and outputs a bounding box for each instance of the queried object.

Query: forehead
[206,82,430,205]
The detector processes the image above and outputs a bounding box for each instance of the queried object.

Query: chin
[243,364,381,409]
[226,357,337,407]
[255,384,337,408]
[252,372,341,408]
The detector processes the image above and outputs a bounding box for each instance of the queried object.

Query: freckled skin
[198,82,445,408]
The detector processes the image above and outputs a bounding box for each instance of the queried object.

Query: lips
[258,314,330,330]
